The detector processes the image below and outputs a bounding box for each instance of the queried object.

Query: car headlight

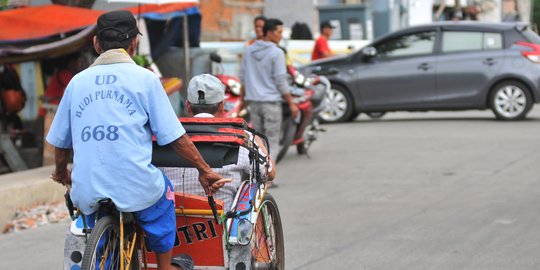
[227,79,241,95]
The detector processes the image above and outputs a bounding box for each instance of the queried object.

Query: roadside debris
[2,202,69,234]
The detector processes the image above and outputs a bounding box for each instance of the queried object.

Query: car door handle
[483,58,496,66]
[417,63,431,71]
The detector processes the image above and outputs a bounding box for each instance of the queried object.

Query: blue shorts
[133,175,176,254]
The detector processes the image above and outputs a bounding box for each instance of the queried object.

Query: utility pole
[454,0,462,20]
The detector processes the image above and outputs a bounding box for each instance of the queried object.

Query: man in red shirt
[311,21,335,61]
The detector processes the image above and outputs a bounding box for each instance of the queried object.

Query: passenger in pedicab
[160,74,276,211]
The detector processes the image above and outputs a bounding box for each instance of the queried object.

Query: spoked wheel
[81,216,140,270]
[251,194,284,270]
[81,215,121,270]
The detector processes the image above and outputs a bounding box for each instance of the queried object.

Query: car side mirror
[361,46,377,58]
[210,52,222,63]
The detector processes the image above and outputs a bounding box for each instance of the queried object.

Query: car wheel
[489,81,532,121]
[366,112,386,119]
[318,84,354,123]
[348,111,361,121]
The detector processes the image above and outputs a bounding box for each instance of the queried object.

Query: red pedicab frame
[148,117,285,270]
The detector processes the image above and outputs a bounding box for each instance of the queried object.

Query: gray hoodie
[239,40,289,102]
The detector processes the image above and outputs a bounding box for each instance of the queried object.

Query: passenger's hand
[209,178,232,195]
[198,169,229,195]
[289,102,299,119]
[51,169,71,187]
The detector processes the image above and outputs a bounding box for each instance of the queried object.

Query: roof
[0,3,199,64]
[372,21,528,44]
[0,5,104,43]
[0,3,198,43]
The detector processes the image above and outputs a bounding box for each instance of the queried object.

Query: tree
[533,0,540,32]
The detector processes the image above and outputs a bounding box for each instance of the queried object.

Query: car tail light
[516,41,540,63]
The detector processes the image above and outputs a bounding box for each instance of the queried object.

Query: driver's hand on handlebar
[289,102,299,119]
[50,169,72,187]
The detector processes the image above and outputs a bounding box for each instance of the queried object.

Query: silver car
[304,22,540,122]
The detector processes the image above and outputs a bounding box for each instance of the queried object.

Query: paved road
[2,108,540,269]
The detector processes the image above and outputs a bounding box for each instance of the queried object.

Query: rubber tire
[276,117,296,163]
[318,84,354,123]
[251,193,285,270]
[348,111,361,121]
[81,215,140,270]
[489,80,533,121]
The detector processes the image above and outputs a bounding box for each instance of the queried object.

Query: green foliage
[533,0,540,32]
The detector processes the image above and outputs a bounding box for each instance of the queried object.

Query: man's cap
[320,21,335,30]
[187,74,225,105]
[96,10,141,41]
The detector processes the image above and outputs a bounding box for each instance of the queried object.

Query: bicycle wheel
[251,193,285,270]
[81,215,121,270]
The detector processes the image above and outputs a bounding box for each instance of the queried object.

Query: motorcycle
[209,52,330,162]
[275,64,330,162]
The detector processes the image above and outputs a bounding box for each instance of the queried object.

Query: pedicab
[63,117,284,270]
[147,117,284,270]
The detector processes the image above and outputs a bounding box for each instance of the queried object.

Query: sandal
[171,254,194,270]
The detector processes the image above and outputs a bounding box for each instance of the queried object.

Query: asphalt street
[1,107,540,270]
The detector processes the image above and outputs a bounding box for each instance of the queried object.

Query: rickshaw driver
[161,74,276,211]
[47,10,229,270]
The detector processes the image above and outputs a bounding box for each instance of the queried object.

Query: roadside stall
[0,3,200,171]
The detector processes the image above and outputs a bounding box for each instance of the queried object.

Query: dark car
[303,22,540,122]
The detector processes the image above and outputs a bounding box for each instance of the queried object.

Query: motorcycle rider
[239,18,299,162]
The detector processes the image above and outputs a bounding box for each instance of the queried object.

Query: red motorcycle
[209,52,330,162]
[276,64,330,162]
[210,53,246,118]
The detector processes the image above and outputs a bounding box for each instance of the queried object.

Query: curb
[0,166,66,229]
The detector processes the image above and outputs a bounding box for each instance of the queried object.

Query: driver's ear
[93,36,103,54]
[127,37,139,56]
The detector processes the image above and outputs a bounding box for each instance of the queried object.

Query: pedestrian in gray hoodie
[239,18,299,163]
